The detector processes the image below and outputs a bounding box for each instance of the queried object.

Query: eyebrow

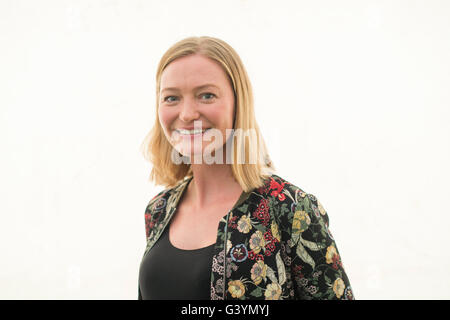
[160,83,220,93]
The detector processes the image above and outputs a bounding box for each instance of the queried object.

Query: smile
[176,128,211,136]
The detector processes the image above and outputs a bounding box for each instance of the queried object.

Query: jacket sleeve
[288,192,354,300]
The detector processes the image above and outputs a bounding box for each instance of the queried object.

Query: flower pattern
[228,279,245,298]
[249,230,266,254]
[230,244,248,263]
[250,260,267,285]
[140,174,354,300]
[237,215,252,233]
[265,282,282,300]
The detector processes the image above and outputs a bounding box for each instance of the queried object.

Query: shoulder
[256,173,310,207]
[257,174,328,223]
[273,174,323,204]
[145,177,192,215]
[147,178,190,210]
[143,177,192,239]
[145,188,170,214]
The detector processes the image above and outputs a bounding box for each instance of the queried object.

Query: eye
[163,96,178,103]
[200,92,216,100]
[162,93,216,104]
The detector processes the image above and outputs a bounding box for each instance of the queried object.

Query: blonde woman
[138,36,354,300]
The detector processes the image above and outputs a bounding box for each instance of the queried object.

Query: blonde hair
[140,36,276,192]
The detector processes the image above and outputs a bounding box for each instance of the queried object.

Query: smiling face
[158,53,235,160]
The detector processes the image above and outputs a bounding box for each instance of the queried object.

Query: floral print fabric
[139,174,354,300]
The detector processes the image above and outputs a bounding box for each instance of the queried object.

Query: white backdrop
[1,0,449,299]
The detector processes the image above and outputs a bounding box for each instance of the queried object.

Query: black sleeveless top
[138,221,215,300]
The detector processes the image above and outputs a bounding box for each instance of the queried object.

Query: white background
[1,0,449,299]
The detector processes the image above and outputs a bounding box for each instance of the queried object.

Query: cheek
[211,102,235,127]
[158,107,174,131]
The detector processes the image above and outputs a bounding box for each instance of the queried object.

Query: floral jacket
[139,173,354,300]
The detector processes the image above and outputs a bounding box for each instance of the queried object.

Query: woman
[138,36,354,300]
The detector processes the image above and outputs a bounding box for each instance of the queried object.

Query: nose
[178,98,200,123]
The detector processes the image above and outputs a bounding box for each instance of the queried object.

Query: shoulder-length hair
[140,36,276,192]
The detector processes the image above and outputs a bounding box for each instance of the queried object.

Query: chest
[168,200,234,250]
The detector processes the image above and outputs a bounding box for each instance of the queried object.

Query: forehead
[160,54,228,90]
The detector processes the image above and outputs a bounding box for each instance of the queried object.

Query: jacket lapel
[142,177,193,257]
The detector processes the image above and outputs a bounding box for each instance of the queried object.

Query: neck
[186,148,243,210]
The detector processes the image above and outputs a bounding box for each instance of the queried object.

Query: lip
[176,128,211,133]
[176,127,211,131]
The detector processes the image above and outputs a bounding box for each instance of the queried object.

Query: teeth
[178,128,209,135]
